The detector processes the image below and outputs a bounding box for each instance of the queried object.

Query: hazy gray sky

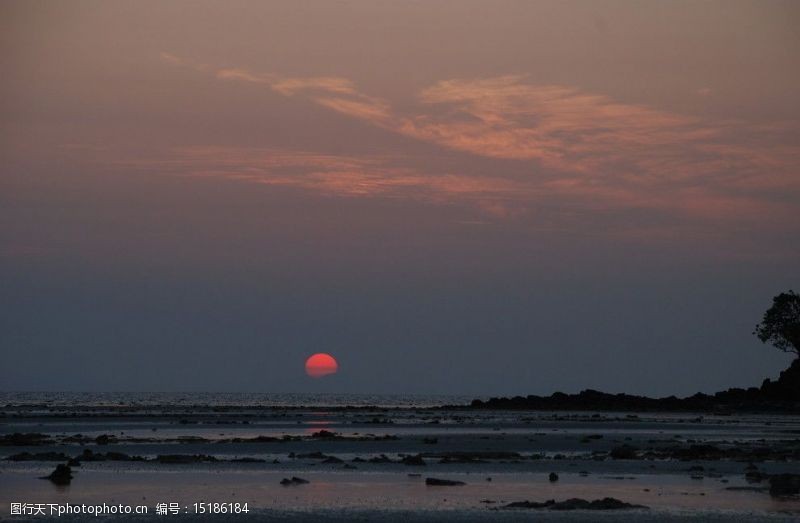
[2,0,799,395]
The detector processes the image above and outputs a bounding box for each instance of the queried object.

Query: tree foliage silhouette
[754,290,800,357]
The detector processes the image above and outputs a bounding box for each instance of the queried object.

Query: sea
[0,391,476,409]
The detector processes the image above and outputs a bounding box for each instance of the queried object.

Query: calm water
[0,391,476,408]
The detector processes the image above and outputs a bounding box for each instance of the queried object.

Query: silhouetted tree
[754,290,800,358]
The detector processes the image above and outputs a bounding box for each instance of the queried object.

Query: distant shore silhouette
[465,359,800,413]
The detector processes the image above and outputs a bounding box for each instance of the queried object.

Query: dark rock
[465,360,800,412]
[746,469,770,483]
[280,476,309,486]
[423,451,520,463]
[0,433,51,446]
[295,451,330,460]
[310,430,338,439]
[505,500,555,509]
[425,477,465,486]
[78,449,144,462]
[105,451,141,461]
[62,434,92,444]
[230,435,278,443]
[156,454,218,464]
[554,498,646,511]
[549,472,559,482]
[368,454,393,463]
[504,497,646,510]
[769,474,800,497]
[610,445,638,459]
[322,456,344,464]
[401,454,426,466]
[41,464,73,485]
[95,434,117,445]
[761,359,800,402]
[6,452,69,462]
[676,444,724,461]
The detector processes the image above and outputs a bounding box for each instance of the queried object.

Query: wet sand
[2,404,799,521]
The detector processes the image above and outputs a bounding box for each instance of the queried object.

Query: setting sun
[305,353,338,378]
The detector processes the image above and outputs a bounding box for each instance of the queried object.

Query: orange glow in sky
[305,353,339,378]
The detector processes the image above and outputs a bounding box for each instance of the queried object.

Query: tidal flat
[2,398,799,521]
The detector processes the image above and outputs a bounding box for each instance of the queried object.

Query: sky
[1,0,799,396]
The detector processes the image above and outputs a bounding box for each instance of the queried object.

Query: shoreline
[3,405,799,520]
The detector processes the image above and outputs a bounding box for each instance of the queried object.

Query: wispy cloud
[118,145,520,209]
[155,54,799,230]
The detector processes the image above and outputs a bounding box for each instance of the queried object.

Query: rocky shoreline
[467,360,800,413]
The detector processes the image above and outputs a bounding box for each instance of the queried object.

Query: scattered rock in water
[368,454,393,464]
[342,464,357,469]
[769,474,800,497]
[310,430,338,439]
[296,451,332,460]
[726,486,768,492]
[322,456,344,464]
[745,466,770,483]
[425,477,466,486]
[228,436,278,443]
[62,434,92,444]
[75,449,145,462]
[95,434,117,445]
[503,497,646,511]
[504,500,554,509]
[41,464,73,485]
[156,454,218,464]
[401,454,426,466]
[1,433,52,446]
[280,476,309,486]
[549,472,559,482]
[424,451,521,464]
[230,457,266,463]
[422,437,438,444]
[6,452,70,462]
[609,445,638,460]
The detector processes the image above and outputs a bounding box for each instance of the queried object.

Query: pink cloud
[151,56,800,230]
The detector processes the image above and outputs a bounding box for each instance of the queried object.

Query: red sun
[305,353,338,378]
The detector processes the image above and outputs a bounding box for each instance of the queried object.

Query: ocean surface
[0,391,477,409]
[2,392,799,521]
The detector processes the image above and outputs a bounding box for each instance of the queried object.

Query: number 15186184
[193,502,249,514]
